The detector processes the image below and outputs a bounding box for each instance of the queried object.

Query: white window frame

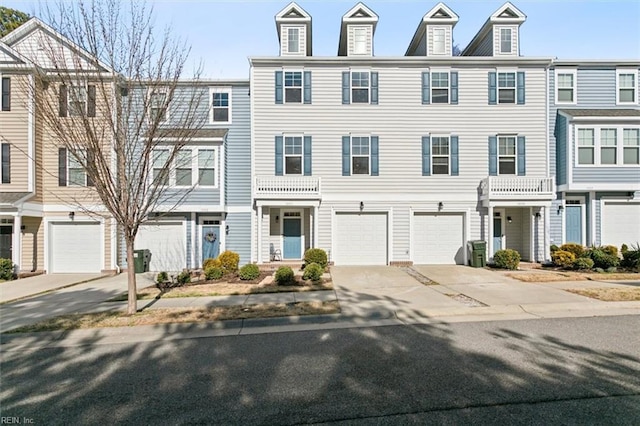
[500,28,512,54]
[284,135,303,175]
[148,87,169,123]
[623,128,640,165]
[555,69,577,105]
[431,135,450,175]
[68,150,88,186]
[616,69,638,105]
[68,82,88,117]
[351,70,371,104]
[497,72,516,104]
[431,71,450,104]
[600,128,617,165]
[432,28,446,55]
[209,87,231,124]
[575,125,640,167]
[497,135,517,175]
[353,27,367,55]
[283,71,303,104]
[151,145,219,188]
[350,136,371,175]
[287,27,300,54]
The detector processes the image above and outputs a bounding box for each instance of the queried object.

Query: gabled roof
[0,40,34,69]
[405,2,459,56]
[2,17,113,74]
[338,2,378,56]
[275,2,313,55]
[461,2,526,56]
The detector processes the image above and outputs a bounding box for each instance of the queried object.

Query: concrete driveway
[0,273,106,304]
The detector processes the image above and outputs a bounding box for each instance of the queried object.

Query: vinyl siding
[493,25,518,57]
[225,84,251,206]
[0,74,31,191]
[347,25,373,56]
[408,31,427,56]
[426,26,452,56]
[280,25,306,57]
[474,31,494,57]
[226,212,251,266]
[20,216,43,272]
[550,197,563,246]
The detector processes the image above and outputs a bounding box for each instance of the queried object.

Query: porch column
[313,205,319,249]
[529,207,535,262]
[257,206,263,264]
[12,215,21,271]
[487,206,493,259]
[544,206,551,262]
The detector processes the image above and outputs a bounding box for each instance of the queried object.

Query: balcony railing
[255,176,321,199]
[481,176,555,201]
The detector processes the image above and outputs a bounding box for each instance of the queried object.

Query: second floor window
[149,90,167,122]
[576,126,640,166]
[153,147,217,187]
[498,73,516,104]
[212,92,229,122]
[624,129,640,165]
[431,137,450,174]
[284,136,302,174]
[152,149,170,185]
[498,136,516,174]
[431,72,449,103]
[577,129,595,165]
[175,150,193,186]
[351,72,370,103]
[600,129,617,165]
[351,137,370,174]
[69,85,87,116]
[618,72,637,104]
[284,72,302,103]
[500,28,512,53]
[68,151,87,186]
[198,149,216,185]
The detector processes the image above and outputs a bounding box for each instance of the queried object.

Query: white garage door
[413,213,464,264]
[136,221,185,272]
[602,202,640,248]
[334,213,387,265]
[50,222,102,273]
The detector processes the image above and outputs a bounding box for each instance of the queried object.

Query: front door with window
[0,225,12,260]
[283,218,302,259]
[565,205,582,244]
[493,215,503,253]
[202,225,220,263]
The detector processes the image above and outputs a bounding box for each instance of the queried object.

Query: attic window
[500,28,512,54]
[288,28,300,53]
[353,28,367,54]
[433,29,445,54]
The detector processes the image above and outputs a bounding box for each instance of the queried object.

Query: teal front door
[283,218,301,259]
[565,205,582,244]
[202,225,220,263]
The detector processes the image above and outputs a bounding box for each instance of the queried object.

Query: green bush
[621,244,640,270]
[156,271,169,284]
[239,264,260,280]
[176,271,191,285]
[302,262,324,281]
[594,267,605,273]
[572,257,594,270]
[552,250,576,268]
[606,266,617,273]
[218,250,240,274]
[304,248,328,269]
[0,258,15,281]
[204,266,224,280]
[621,244,629,254]
[493,249,521,270]
[203,258,221,270]
[559,243,585,258]
[275,266,295,286]
[601,245,619,257]
[550,244,559,254]
[587,248,620,269]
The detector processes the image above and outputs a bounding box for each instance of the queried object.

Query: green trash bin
[133,249,146,273]
[468,240,487,268]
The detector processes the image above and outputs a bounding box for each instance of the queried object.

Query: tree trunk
[125,236,138,315]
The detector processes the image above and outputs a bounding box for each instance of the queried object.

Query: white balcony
[255,176,321,200]
[480,176,555,203]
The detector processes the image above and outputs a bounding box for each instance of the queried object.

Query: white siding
[493,25,519,57]
[280,25,306,57]
[347,25,373,56]
[427,26,452,56]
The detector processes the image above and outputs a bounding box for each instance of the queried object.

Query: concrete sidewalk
[0,273,107,304]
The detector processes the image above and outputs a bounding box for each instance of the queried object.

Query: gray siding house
[250,1,555,266]
[550,61,640,249]
[128,81,252,271]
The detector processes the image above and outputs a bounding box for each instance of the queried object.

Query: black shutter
[1,144,10,183]
[58,148,67,186]
[87,85,96,117]
[59,85,68,117]
[1,77,10,111]
[86,150,95,186]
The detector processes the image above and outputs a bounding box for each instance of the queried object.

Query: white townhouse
[250,2,555,265]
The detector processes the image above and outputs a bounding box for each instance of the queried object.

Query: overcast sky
[5,0,640,79]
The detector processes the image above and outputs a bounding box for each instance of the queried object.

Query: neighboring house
[129,80,252,272]
[550,61,640,249]
[1,19,117,274]
[249,1,555,266]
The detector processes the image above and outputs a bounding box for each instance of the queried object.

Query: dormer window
[353,27,367,54]
[288,27,300,53]
[500,28,512,54]
[433,28,445,55]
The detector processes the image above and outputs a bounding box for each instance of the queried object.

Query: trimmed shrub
[621,244,640,271]
[621,244,629,254]
[204,266,224,280]
[559,243,585,258]
[156,271,169,284]
[606,266,617,273]
[0,258,15,281]
[218,250,240,274]
[493,249,521,270]
[275,266,295,286]
[572,257,594,271]
[552,250,576,268]
[304,248,328,269]
[239,264,260,280]
[594,267,605,273]
[302,262,324,281]
[176,271,191,285]
[601,245,619,257]
[203,258,221,270]
[587,248,620,269]
[550,244,559,254]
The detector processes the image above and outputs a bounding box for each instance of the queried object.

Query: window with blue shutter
[371,72,378,105]
[303,136,312,175]
[422,136,431,176]
[275,136,283,175]
[422,72,430,104]
[488,136,498,176]
[517,71,525,105]
[342,72,350,104]
[370,136,379,175]
[488,72,497,105]
[275,71,283,104]
[342,136,351,175]
[451,136,459,176]
[450,72,459,105]
[1,143,10,183]
[517,136,526,175]
[303,71,312,104]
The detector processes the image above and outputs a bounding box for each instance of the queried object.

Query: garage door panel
[413,213,464,265]
[603,203,640,248]
[50,222,102,273]
[136,221,185,272]
[335,213,387,265]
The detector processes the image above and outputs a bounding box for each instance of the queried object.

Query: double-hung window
[351,72,370,103]
[153,147,217,187]
[431,137,450,174]
[175,149,193,186]
[577,129,595,165]
[617,71,637,104]
[432,28,445,55]
[431,72,449,103]
[68,84,87,116]
[149,89,167,122]
[500,28,512,54]
[556,70,576,104]
[287,27,300,54]
[498,136,516,174]
[353,27,367,55]
[624,129,640,165]
[284,72,302,103]
[210,88,231,123]
[498,73,516,104]
[152,149,170,185]
[351,137,370,174]
[198,149,216,185]
[68,151,87,186]
[600,129,617,165]
[284,136,303,175]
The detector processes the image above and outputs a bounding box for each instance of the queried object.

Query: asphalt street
[1,315,639,425]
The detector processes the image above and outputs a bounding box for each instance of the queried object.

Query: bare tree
[22,0,207,314]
